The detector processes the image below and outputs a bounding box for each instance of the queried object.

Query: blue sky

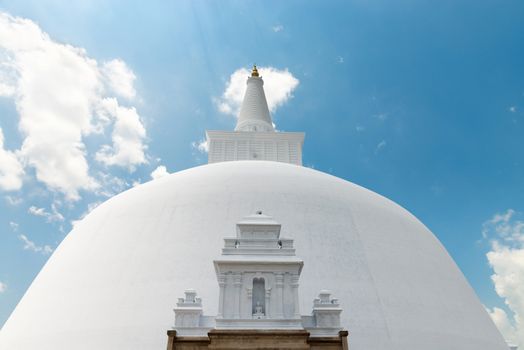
[0,0,523,345]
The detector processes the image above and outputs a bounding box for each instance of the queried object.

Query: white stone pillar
[265,288,271,318]
[247,287,253,317]
[233,273,242,319]
[217,274,226,318]
[291,274,300,318]
[275,273,284,318]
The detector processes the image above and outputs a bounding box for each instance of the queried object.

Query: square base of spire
[206,130,305,165]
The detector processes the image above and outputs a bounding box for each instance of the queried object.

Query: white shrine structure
[172,211,344,338]
[0,64,512,350]
[214,211,304,328]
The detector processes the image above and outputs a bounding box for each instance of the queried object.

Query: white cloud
[0,83,14,96]
[487,307,519,347]
[27,203,64,223]
[49,208,65,222]
[71,200,102,229]
[18,234,53,255]
[375,139,387,154]
[355,125,365,132]
[95,98,147,170]
[102,59,136,100]
[28,206,46,216]
[0,127,24,191]
[0,53,16,97]
[150,165,169,180]
[272,25,284,32]
[0,12,147,200]
[93,172,130,198]
[484,209,524,347]
[0,281,6,293]
[489,209,515,225]
[191,138,209,154]
[374,113,388,121]
[509,106,517,113]
[216,66,299,121]
[86,201,101,213]
[4,195,22,206]
[9,221,18,231]
[71,201,102,228]
[483,209,524,243]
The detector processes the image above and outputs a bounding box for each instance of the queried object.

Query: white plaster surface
[0,161,508,350]
[235,76,274,132]
[206,130,304,165]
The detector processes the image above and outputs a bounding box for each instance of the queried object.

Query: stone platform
[167,329,349,350]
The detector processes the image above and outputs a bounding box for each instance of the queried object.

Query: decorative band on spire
[251,64,259,77]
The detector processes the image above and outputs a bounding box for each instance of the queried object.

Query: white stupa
[0,65,509,350]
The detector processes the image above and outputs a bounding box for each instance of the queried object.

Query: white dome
[0,161,507,350]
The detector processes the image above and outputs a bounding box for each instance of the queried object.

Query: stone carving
[174,289,203,328]
[253,302,264,318]
[214,211,304,329]
[309,290,343,335]
[172,213,345,337]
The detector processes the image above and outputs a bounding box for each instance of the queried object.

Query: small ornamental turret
[172,289,215,336]
[300,290,343,337]
[312,290,343,333]
[174,289,202,328]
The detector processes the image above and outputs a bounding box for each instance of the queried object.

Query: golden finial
[251,64,259,77]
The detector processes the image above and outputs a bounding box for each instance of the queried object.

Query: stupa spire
[235,65,275,132]
[206,64,305,165]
